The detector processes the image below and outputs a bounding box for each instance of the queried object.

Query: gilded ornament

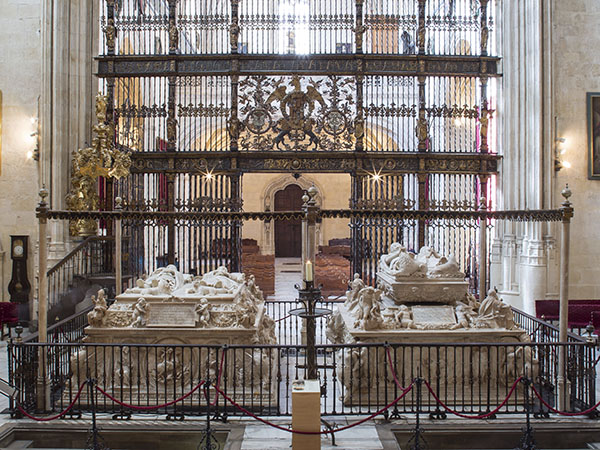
[105,17,115,52]
[66,93,131,236]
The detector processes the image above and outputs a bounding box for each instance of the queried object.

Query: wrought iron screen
[98,0,500,287]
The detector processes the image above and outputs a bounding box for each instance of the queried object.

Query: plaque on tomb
[411,305,457,325]
[146,303,197,327]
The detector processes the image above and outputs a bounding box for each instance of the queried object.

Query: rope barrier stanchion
[531,384,600,417]
[16,381,87,422]
[95,380,205,411]
[407,377,426,450]
[213,382,414,435]
[515,378,536,450]
[199,380,219,450]
[422,377,523,420]
[86,378,110,450]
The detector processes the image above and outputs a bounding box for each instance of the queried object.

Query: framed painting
[587,92,600,179]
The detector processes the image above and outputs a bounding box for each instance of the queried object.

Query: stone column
[41,0,99,264]
[492,0,555,308]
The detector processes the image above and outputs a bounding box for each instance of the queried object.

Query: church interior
[1,0,600,449]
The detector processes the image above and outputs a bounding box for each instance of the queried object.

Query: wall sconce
[554,117,570,172]
[555,137,570,171]
[27,115,39,161]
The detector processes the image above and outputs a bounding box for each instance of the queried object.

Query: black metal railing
[511,307,588,344]
[264,299,343,346]
[8,339,596,418]
[47,236,133,308]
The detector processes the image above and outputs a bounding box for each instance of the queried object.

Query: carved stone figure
[475,289,516,330]
[326,310,351,343]
[344,273,365,311]
[130,298,148,328]
[450,304,472,330]
[201,266,245,292]
[247,274,264,302]
[395,304,418,329]
[87,290,108,328]
[379,243,423,278]
[354,286,384,330]
[195,298,212,328]
[70,349,89,386]
[128,265,189,296]
[427,254,464,279]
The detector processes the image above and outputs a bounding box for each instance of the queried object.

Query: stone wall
[552,1,600,299]
[0,0,41,302]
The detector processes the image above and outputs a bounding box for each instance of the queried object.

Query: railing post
[417,0,427,55]
[105,0,116,56]
[115,197,123,296]
[557,185,573,410]
[478,196,488,299]
[35,187,50,411]
[479,0,490,57]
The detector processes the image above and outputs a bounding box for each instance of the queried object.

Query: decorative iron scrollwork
[238,75,355,151]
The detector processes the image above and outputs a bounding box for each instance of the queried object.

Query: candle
[305,260,313,282]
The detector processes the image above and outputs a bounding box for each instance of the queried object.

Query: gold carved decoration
[66,93,131,236]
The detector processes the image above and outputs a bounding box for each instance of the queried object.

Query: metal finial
[302,193,310,204]
[561,184,572,201]
[115,196,123,209]
[307,185,318,199]
[39,186,49,201]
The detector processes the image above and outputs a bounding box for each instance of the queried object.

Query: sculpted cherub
[195,298,212,328]
[130,298,148,328]
[395,304,418,329]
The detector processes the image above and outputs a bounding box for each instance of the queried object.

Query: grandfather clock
[7,235,31,323]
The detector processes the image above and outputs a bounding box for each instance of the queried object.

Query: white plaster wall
[553,1,600,299]
[0,0,42,302]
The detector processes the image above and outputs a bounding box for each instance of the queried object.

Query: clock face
[13,239,24,257]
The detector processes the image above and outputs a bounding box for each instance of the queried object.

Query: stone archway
[261,175,324,255]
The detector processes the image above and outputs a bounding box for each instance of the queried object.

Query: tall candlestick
[305,260,313,282]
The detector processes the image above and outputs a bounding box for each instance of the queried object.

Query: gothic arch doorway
[274,184,303,257]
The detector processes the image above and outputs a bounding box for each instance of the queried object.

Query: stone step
[241,424,385,450]
[5,441,33,449]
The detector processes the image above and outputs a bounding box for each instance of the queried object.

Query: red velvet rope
[275,314,291,322]
[95,380,205,411]
[531,384,600,416]
[213,382,414,435]
[422,377,523,419]
[209,349,227,406]
[16,381,87,422]
[385,347,407,391]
